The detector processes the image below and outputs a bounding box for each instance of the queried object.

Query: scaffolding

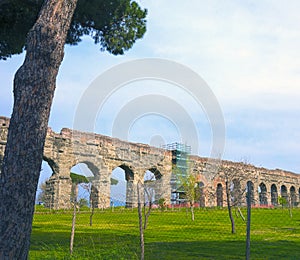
[163,143,191,205]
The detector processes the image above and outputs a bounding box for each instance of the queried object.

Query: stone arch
[68,161,101,209]
[216,183,223,207]
[42,156,59,175]
[37,159,56,206]
[70,163,95,208]
[148,167,163,180]
[110,166,127,207]
[144,170,155,204]
[142,168,160,203]
[145,167,163,204]
[259,182,268,206]
[42,156,72,209]
[281,185,288,205]
[119,164,134,182]
[71,162,96,177]
[110,164,135,208]
[290,186,297,207]
[71,161,99,178]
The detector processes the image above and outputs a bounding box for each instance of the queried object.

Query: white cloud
[1,0,300,173]
[144,0,300,98]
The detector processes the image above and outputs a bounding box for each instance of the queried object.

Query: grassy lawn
[29,207,300,259]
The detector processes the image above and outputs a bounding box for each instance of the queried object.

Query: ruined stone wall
[189,156,300,207]
[1,115,300,209]
[42,127,173,209]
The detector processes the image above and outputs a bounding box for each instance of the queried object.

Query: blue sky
[1,0,300,176]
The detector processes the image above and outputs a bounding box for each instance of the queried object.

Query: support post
[246,181,251,260]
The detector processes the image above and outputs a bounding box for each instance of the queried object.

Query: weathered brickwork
[189,156,300,207]
[1,116,299,209]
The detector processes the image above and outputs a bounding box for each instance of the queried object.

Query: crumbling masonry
[1,116,299,209]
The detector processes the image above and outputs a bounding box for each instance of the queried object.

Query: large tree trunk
[70,183,78,255]
[0,0,78,258]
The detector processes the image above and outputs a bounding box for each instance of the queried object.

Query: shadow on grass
[30,230,300,260]
[146,240,300,260]
[30,231,140,259]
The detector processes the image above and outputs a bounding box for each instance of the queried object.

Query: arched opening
[246,181,255,206]
[70,163,95,208]
[281,185,288,206]
[144,168,162,205]
[148,167,163,180]
[271,184,278,206]
[144,171,155,205]
[110,165,134,208]
[110,167,126,207]
[230,179,241,206]
[290,186,297,207]
[216,183,223,207]
[36,159,55,206]
[198,182,205,207]
[259,182,268,206]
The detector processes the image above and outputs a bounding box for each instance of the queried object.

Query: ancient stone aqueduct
[1,116,300,209]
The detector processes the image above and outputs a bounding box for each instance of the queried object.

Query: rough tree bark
[70,183,78,255]
[0,0,78,258]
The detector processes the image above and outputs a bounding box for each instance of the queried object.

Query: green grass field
[29,207,300,259]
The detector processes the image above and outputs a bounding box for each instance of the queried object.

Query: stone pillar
[206,185,216,207]
[221,181,228,207]
[126,179,138,208]
[198,182,206,207]
[91,169,111,209]
[253,183,259,206]
[56,176,71,209]
[266,188,271,206]
[154,173,172,205]
[45,176,72,209]
[44,178,55,209]
[219,182,226,208]
[266,185,270,206]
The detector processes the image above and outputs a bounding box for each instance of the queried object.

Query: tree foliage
[78,198,88,208]
[70,172,89,184]
[173,161,200,221]
[110,177,119,185]
[0,1,147,257]
[278,196,287,207]
[0,0,147,59]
